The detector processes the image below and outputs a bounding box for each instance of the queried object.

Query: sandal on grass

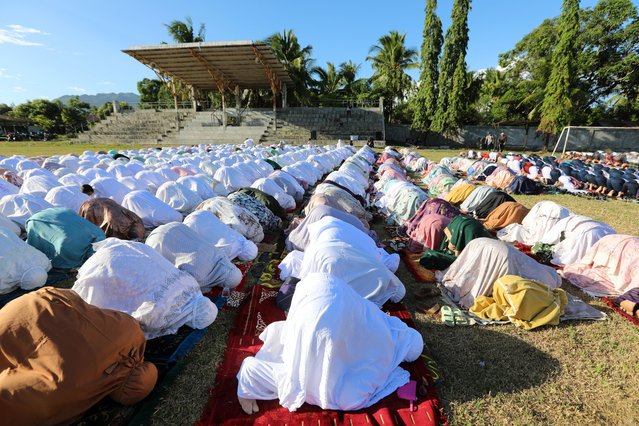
[441,305,455,327]
[452,307,470,326]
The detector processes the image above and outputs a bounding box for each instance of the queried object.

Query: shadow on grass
[418,319,561,404]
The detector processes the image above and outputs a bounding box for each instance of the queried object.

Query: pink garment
[485,167,515,189]
[380,168,407,181]
[408,214,452,252]
[405,199,460,237]
[376,153,394,165]
[170,166,196,177]
[563,234,639,297]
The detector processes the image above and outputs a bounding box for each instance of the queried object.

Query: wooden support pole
[235,85,241,110]
[221,90,227,129]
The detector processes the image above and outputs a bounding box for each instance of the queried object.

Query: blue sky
[1,0,630,105]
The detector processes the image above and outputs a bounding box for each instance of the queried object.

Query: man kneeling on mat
[236,273,423,414]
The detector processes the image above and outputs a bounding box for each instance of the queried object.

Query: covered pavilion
[122,40,293,128]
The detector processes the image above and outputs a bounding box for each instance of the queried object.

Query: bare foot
[238,396,259,415]
[620,300,638,318]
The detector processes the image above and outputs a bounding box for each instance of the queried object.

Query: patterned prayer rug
[198,285,448,426]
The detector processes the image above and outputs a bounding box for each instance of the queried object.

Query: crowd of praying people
[376,146,634,325]
[455,148,639,199]
[0,139,637,423]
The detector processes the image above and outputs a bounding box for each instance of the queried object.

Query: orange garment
[483,201,530,230]
[79,197,145,240]
[0,288,157,426]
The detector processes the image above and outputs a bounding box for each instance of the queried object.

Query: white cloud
[7,24,50,35]
[12,86,27,93]
[0,68,21,79]
[0,24,50,47]
[68,86,87,94]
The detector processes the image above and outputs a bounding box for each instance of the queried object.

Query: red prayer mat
[602,297,639,327]
[512,242,563,270]
[204,262,253,309]
[198,285,448,426]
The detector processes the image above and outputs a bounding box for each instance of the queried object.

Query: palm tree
[339,60,362,97]
[165,16,205,43]
[162,17,206,111]
[266,29,315,105]
[312,62,343,98]
[367,31,418,118]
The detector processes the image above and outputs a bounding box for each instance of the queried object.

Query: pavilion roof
[122,40,293,91]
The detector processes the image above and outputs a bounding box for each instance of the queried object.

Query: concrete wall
[386,124,639,151]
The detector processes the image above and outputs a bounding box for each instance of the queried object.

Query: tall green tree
[161,17,206,109]
[137,78,164,103]
[0,104,12,115]
[165,16,205,43]
[431,0,471,136]
[498,0,639,125]
[12,99,64,134]
[538,0,580,136]
[266,29,315,105]
[338,60,362,97]
[366,31,418,119]
[61,97,90,132]
[312,62,343,97]
[413,0,443,130]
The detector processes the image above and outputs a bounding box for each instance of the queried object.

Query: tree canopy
[165,16,205,43]
[538,0,581,135]
[476,0,639,127]
[431,0,472,136]
[367,31,418,118]
[413,0,444,131]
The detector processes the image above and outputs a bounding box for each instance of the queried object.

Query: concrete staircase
[77,107,386,147]
[260,107,385,145]
[161,109,273,145]
[78,110,191,144]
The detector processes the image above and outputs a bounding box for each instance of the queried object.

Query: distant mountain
[56,92,140,107]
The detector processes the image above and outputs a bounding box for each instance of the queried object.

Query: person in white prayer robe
[145,222,242,291]
[293,216,404,306]
[72,238,217,339]
[183,210,258,261]
[236,273,423,414]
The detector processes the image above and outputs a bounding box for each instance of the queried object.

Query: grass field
[0,140,163,157]
[3,143,638,425]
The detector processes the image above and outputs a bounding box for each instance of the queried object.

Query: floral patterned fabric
[227,192,282,232]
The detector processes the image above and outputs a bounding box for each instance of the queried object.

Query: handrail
[134,101,193,110]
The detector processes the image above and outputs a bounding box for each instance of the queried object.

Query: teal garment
[264,159,281,170]
[26,208,106,270]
